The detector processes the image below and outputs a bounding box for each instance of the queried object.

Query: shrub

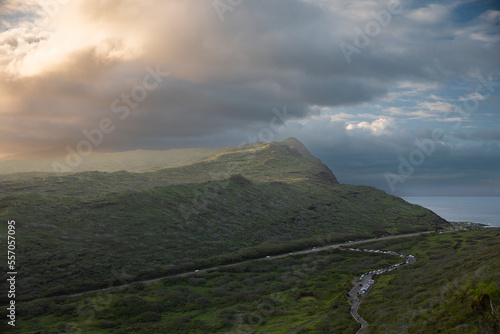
[137,311,162,322]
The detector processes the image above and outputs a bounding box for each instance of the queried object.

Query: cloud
[407,4,450,24]
[0,0,498,171]
[346,118,395,135]
[472,128,500,140]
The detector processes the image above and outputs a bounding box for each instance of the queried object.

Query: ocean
[403,197,500,227]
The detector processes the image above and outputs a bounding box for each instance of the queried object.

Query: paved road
[0,230,439,334]
[348,277,370,334]
[285,247,417,334]
[345,250,417,333]
[69,230,434,298]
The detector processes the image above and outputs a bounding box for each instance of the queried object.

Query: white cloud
[458,92,489,102]
[346,117,395,135]
[417,100,454,114]
[481,10,500,25]
[407,4,450,24]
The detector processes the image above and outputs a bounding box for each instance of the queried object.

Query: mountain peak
[223,138,338,185]
[279,138,320,162]
[0,138,338,186]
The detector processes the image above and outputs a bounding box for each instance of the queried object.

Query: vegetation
[1,248,402,333]
[0,139,448,302]
[1,229,498,333]
[0,146,232,174]
[358,228,500,334]
[0,138,468,333]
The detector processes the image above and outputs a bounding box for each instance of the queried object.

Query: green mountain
[0,138,449,303]
[0,138,336,184]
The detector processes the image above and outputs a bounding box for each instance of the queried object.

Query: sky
[0,0,499,196]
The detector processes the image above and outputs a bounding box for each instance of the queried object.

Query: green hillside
[359,229,500,334]
[0,138,337,186]
[2,229,497,334]
[0,139,449,304]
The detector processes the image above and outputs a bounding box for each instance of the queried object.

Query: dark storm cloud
[0,0,499,197]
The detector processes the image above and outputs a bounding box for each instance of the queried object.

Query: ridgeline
[0,138,449,303]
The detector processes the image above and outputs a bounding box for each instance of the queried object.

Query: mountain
[0,137,336,184]
[0,138,449,303]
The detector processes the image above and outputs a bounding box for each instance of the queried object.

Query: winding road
[14,230,435,334]
[69,231,432,298]
[283,245,418,334]
[345,248,417,333]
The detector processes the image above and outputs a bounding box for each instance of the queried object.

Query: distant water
[403,197,500,227]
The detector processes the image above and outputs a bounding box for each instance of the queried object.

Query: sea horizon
[404,196,500,228]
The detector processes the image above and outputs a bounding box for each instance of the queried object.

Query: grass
[2,230,497,333]
[1,248,402,333]
[0,176,447,302]
[0,138,457,333]
[358,229,500,334]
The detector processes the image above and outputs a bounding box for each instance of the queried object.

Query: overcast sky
[1,0,499,196]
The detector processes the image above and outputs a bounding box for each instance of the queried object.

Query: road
[9,230,437,334]
[69,230,434,298]
[345,250,417,334]
[348,277,370,334]
[285,247,417,334]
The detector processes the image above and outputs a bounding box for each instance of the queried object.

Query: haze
[1,0,499,196]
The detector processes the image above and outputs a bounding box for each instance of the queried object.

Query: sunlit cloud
[346,118,396,136]
[0,0,498,196]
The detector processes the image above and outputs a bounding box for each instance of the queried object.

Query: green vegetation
[0,139,447,302]
[1,248,402,333]
[0,177,445,303]
[358,229,500,334]
[0,138,465,333]
[0,139,337,192]
[1,229,497,333]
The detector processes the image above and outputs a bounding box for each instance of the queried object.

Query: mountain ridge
[0,138,450,303]
[0,138,338,186]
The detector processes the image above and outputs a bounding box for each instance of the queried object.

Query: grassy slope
[3,248,402,334]
[0,177,446,302]
[359,229,500,334]
[0,139,337,193]
[0,138,448,302]
[2,230,498,334]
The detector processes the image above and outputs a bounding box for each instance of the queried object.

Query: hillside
[0,138,449,304]
[360,229,500,334]
[2,229,497,333]
[0,138,333,179]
